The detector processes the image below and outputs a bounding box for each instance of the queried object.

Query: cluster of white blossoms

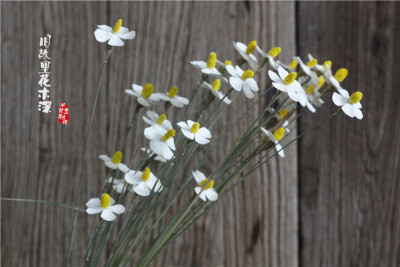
[87,21,364,222]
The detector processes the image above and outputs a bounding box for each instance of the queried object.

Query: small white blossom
[294,56,319,85]
[332,89,363,120]
[125,168,163,196]
[106,177,133,194]
[141,147,170,163]
[142,110,173,132]
[158,86,189,108]
[201,78,231,104]
[261,127,285,158]
[268,67,308,106]
[177,120,211,145]
[192,170,218,201]
[255,46,282,70]
[94,19,135,47]
[144,127,176,160]
[226,65,259,99]
[191,52,221,76]
[125,83,161,107]
[233,40,259,70]
[99,151,129,173]
[86,194,125,221]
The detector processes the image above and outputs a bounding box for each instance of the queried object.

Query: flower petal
[86,198,101,208]
[94,29,111,42]
[342,103,355,118]
[278,67,289,80]
[332,92,347,106]
[190,61,207,69]
[108,35,124,46]
[99,155,111,162]
[101,209,116,221]
[134,182,151,196]
[195,134,210,145]
[117,163,130,173]
[205,189,218,201]
[86,208,103,214]
[105,161,118,169]
[197,127,211,139]
[108,204,125,214]
[230,77,243,91]
[119,31,136,40]
[182,129,195,140]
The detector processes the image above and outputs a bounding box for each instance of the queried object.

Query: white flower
[327,66,349,89]
[125,168,163,196]
[255,46,282,70]
[267,107,291,133]
[125,83,161,107]
[308,54,332,74]
[191,52,221,76]
[106,177,132,194]
[294,56,319,85]
[144,127,176,160]
[192,170,218,201]
[260,127,285,158]
[233,40,259,70]
[304,77,325,108]
[201,78,231,104]
[142,110,173,132]
[177,120,211,145]
[141,147,170,163]
[226,65,259,99]
[99,151,129,173]
[158,86,189,108]
[332,89,363,120]
[276,59,299,72]
[94,19,135,47]
[268,67,308,106]
[86,194,125,221]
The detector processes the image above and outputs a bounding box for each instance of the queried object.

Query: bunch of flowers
[4,19,364,266]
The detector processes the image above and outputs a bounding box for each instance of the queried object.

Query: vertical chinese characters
[38,34,52,113]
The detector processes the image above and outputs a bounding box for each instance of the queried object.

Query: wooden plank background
[1,1,398,266]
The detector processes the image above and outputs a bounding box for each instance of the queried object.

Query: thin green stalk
[0,198,86,212]
[66,46,113,267]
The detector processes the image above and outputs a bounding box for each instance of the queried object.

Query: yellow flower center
[268,47,282,58]
[112,151,122,164]
[142,167,151,181]
[161,129,176,142]
[112,19,122,33]
[241,69,254,80]
[278,109,289,119]
[334,68,348,82]
[306,59,318,67]
[283,72,297,85]
[246,40,257,54]
[306,84,315,95]
[288,60,298,70]
[190,122,200,134]
[200,178,214,190]
[157,114,166,125]
[207,52,217,68]
[100,193,111,209]
[317,75,325,88]
[224,60,232,66]
[323,60,332,70]
[168,86,178,98]
[142,83,154,98]
[212,79,221,91]
[349,91,363,104]
[273,127,285,141]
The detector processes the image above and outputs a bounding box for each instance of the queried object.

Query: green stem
[65,47,113,267]
[0,198,85,212]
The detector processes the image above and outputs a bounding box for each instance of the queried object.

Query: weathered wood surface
[1,1,298,266]
[298,2,400,267]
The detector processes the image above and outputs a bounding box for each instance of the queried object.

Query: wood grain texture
[1,1,297,266]
[298,2,400,267]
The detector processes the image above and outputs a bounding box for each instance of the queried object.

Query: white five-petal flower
[191,52,221,76]
[125,83,161,107]
[86,193,125,221]
[125,168,163,196]
[142,110,173,132]
[268,67,308,106]
[158,86,189,108]
[144,127,176,160]
[99,151,130,173]
[233,40,259,70]
[94,19,135,47]
[192,170,218,201]
[201,78,231,104]
[255,46,282,70]
[294,56,319,85]
[226,65,259,99]
[332,88,363,120]
[261,127,285,158]
[177,120,211,145]
[106,177,133,194]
